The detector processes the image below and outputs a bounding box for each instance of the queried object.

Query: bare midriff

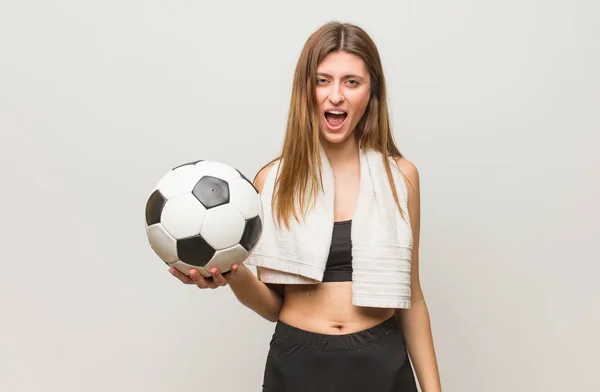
[277,281,396,335]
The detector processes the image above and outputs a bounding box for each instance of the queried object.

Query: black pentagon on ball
[192,175,230,209]
[145,189,166,226]
[240,215,262,251]
[176,234,216,267]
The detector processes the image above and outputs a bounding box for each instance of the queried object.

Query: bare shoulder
[253,160,277,193]
[394,156,420,193]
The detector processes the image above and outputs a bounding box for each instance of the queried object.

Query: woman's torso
[273,152,394,334]
[278,282,396,335]
[276,219,395,335]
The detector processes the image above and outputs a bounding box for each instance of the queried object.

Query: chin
[321,130,351,145]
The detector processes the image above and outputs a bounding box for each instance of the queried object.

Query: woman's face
[315,50,371,145]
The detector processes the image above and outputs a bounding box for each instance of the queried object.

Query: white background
[1,0,598,391]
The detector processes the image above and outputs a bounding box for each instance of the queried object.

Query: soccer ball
[144,159,263,278]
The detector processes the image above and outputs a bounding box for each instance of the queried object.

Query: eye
[316,78,327,84]
[346,79,359,86]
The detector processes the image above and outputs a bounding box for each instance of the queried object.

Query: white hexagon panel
[228,177,262,219]
[160,193,207,240]
[201,204,246,250]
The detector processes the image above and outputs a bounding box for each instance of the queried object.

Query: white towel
[245,143,413,309]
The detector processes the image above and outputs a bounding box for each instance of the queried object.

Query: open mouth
[324,110,348,130]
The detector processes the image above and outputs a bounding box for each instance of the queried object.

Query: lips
[324,109,348,131]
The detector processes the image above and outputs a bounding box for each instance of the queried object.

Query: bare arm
[394,158,442,392]
[227,265,283,322]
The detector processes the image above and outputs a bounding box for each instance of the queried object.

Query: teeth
[327,110,346,115]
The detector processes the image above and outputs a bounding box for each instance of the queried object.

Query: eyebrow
[316,72,365,81]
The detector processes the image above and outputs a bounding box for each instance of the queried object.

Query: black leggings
[261,315,418,392]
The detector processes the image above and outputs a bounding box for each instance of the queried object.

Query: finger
[227,264,239,280]
[189,269,215,289]
[209,268,229,286]
[169,267,194,284]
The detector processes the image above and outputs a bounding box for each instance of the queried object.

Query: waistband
[273,315,402,351]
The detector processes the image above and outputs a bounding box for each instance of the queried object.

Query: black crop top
[322,219,353,282]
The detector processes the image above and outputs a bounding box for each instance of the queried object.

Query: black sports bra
[322,220,353,282]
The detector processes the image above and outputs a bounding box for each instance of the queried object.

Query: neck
[321,135,360,170]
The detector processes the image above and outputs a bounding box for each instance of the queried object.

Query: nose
[328,82,345,105]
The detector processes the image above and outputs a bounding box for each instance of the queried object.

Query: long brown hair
[265,21,407,229]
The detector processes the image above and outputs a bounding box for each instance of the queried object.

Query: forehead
[316,51,368,77]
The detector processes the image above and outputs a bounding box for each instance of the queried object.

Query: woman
[169,21,442,392]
